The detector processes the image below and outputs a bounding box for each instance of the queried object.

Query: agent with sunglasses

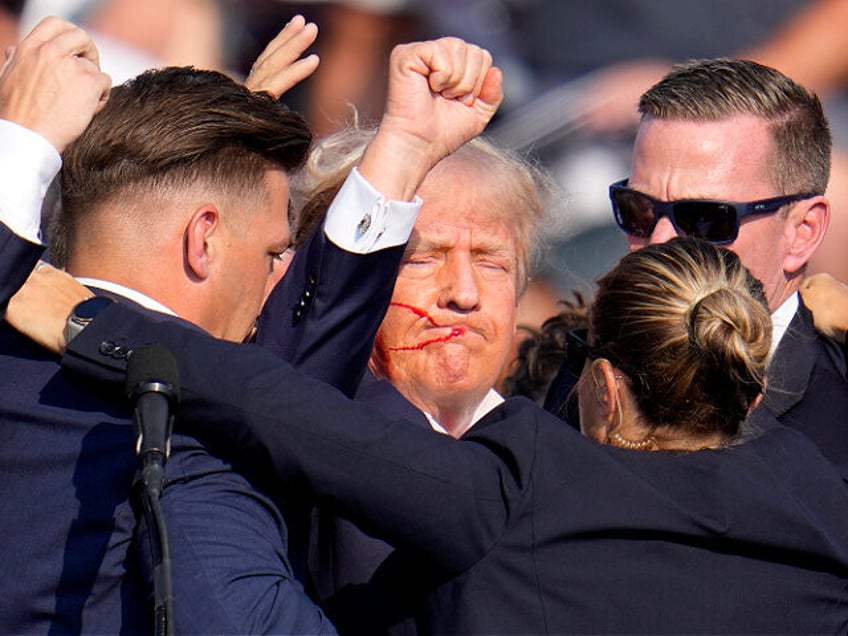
[10,237,848,634]
[600,57,848,467]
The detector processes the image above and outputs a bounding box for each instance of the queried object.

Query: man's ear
[185,205,220,281]
[784,196,829,275]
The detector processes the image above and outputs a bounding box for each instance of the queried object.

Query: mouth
[388,326,467,352]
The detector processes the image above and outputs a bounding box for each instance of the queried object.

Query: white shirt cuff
[0,120,61,244]
[323,167,421,254]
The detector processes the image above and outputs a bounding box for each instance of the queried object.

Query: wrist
[358,125,437,202]
[64,296,114,348]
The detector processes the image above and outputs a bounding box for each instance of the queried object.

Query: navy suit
[0,224,403,634]
[63,306,848,634]
[308,373,430,633]
[0,223,43,311]
[761,300,848,468]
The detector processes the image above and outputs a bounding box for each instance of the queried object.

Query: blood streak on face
[387,302,466,351]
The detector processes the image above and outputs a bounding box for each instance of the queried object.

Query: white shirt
[771,292,799,358]
[424,389,505,435]
[0,120,61,244]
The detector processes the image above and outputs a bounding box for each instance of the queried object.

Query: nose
[438,253,481,312]
[647,216,680,245]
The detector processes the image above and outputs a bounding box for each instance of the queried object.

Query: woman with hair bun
[577,238,772,451]
[14,237,848,633]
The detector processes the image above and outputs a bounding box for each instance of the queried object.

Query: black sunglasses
[609,179,816,244]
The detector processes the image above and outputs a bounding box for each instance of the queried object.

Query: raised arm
[0,17,110,308]
[257,38,503,392]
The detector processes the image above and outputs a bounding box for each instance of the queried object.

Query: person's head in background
[615,58,830,311]
[52,65,311,342]
[294,126,549,437]
[574,236,771,452]
[0,0,23,49]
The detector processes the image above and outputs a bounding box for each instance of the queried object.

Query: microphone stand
[127,345,180,636]
[139,456,175,636]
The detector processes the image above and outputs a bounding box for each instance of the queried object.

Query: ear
[590,358,619,425]
[185,205,221,281]
[783,196,829,275]
[748,375,767,414]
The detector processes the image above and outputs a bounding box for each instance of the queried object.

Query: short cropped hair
[292,126,550,293]
[639,58,832,196]
[590,237,771,439]
[56,66,311,262]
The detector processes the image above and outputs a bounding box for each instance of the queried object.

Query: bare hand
[245,14,319,98]
[0,17,111,153]
[572,59,671,135]
[359,37,504,201]
[6,261,92,354]
[800,273,848,344]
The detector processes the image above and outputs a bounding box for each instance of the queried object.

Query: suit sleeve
[0,120,57,309]
[255,169,418,396]
[0,224,43,311]
[135,434,336,634]
[64,302,535,574]
[257,230,404,396]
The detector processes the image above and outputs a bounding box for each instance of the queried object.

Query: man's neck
[74,277,178,316]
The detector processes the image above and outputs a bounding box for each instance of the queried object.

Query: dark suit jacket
[0,223,43,311]
[309,373,431,632]
[0,228,402,634]
[64,305,848,634]
[761,299,848,468]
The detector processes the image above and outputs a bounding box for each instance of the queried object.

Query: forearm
[743,0,848,95]
[257,169,417,394]
[64,302,512,572]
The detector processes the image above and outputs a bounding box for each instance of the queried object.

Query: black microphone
[126,344,180,497]
[127,344,179,636]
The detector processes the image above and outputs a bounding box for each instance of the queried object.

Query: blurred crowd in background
[3,0,848,331]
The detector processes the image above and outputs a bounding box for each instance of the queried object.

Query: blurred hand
[800,273,848,344]
[572,59,671,136]
[0,16,111,152]
[245,14,319,98]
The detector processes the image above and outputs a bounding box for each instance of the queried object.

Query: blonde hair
[590,237,771,437]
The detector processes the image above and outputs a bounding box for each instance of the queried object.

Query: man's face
[214,169,293,342]
[627,114,796,310]
[370,164,520,416]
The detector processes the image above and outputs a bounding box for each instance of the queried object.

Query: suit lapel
[761,301,818,417]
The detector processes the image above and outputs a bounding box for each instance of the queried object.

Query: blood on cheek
[387,302,465,351]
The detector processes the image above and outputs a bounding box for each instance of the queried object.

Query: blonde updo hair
[589,238,771,438]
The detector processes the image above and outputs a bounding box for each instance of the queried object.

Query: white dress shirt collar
[425,389,505,435]
[75,277,178,316]
[770,292,798,358]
